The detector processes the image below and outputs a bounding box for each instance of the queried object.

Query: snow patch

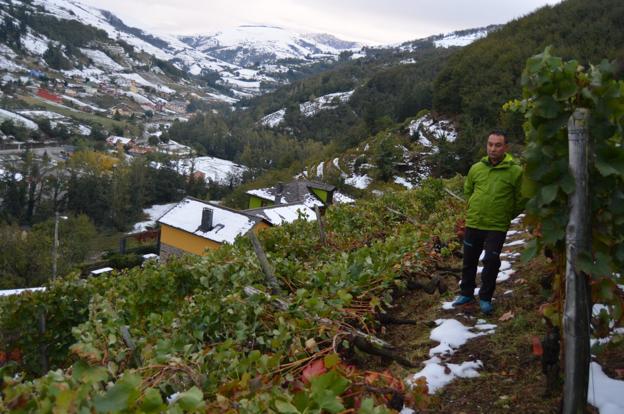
[0,108,39,129]
[428,319,496,356]
[345,174,372,189]
[434,30,489,48]
[394,176,414,189]
[131,202,177,233]
[411,357,483,394]
[408,114,457,146]
[260,109,285,127]
[588,362,624,414]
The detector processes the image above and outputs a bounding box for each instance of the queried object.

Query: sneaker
[452,295,474,307]
[479,300,493,315]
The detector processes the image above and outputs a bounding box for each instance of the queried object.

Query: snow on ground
[0,287,46,297]
[61,95,106,112]
[21,30,50,55]
[394,176,414,189]
[299,90,354,117]
[221,76,261,90]
[175,156,247,185]
[588,362,624,414]
[345,174,372,189]
[117,73,175,94]
[332,157,342,172]
[435,211,528,390]
[332,192,355,204]
[408,318,496,394]
[412,358,483,394]
[80,48,124,71]
[429,319,496,356]
[206,92,238,104]
[260,109,286,127]
[77,124,92,135]
[123,91,154,106]
[503,239,525,248]
[434,30,489,48]
[0,55,25,72]
[316,161,324,178]
[0,108,39,129]
[131,202,177,232]
[16,110,67,120]
[260,91,354,127]
[408,114,457,148]
[62,67,105,79]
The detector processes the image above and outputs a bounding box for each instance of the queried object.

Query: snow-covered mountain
[0,0,360,100]
[0,0,360,96]
[0,0,499,106]
[180,26,360,67]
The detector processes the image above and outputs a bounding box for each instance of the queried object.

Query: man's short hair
[488,129,508,144]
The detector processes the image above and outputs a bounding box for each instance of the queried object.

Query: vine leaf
[521,238,539,262]
[595,148,624,177]
[175,386,204,411]
[275,399,300,414]
[93,373,140,413]
[540,183,559,205]
[577,251,613,277]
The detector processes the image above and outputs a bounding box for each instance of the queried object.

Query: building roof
[246,202,316,226]
[246,179,336,204]
[157,197,265,244]
[107,135,132,145]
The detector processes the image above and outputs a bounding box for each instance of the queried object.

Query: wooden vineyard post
[247,231,280,293]
[314,206,326,245]
[38,309,48,374]
[563,108,591,414]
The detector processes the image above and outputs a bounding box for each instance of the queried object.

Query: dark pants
[460,227,507,302]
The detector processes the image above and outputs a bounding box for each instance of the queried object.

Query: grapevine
[0,178,464,412]
[505,47,624,332]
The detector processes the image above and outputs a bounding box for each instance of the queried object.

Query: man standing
[453,131,524,314]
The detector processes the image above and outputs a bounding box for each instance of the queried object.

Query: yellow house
[157,197,270,261]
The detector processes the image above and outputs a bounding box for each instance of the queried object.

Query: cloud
[79,0,562,44]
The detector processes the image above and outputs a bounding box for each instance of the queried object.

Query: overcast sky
[79,0,562,44]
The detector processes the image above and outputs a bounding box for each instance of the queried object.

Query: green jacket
[464,153,524,232]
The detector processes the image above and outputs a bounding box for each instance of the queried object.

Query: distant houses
[245,202,316,226]
[246,179,336,209]
[157,197,270,261]
[36,88,62,104]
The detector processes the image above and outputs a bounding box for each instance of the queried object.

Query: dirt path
[362,217,564,413]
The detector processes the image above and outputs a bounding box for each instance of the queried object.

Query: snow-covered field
[408,114,457,147]
[16,110,67,120]
[345,174,372,189]
[0,108,39,129]
[131,202,177,232]
[260,90,354,127]
[162,156,248,185]
[80,48,125,71]
[434,29,490,48]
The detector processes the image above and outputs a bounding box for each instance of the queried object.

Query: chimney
[199,207,213,232]
[274,181,284,205]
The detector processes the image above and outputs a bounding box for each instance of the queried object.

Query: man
[453,130,524,315]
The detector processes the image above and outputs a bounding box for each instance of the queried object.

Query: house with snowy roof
[106,135,133,147]
[157,197,270,261]
[246,179,336,210]
[245,202,316,226]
